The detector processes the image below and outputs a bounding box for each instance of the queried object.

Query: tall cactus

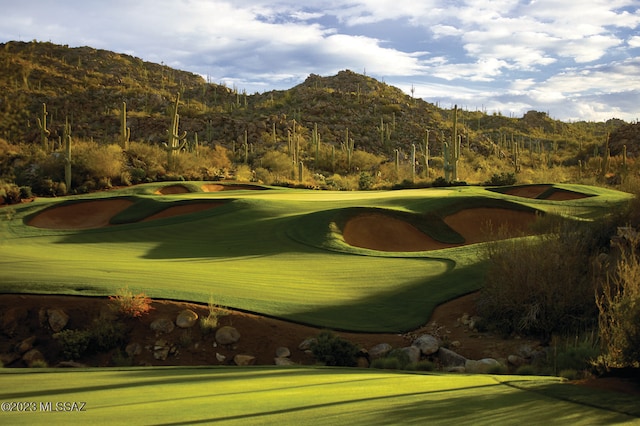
[313,123,320,168]
[120,101,130,150]
[411,144,416,182]
[36,103,51,151]
[165,92,188,171]
[444,105,461,181]
[423,129,431,178]
[344,128,354,172]
[63,117,72,191]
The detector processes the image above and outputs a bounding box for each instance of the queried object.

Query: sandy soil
[503,185,589,201]
[141,202,225,222]
[27,199,134,230]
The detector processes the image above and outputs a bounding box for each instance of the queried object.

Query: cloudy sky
[1,0,639,122]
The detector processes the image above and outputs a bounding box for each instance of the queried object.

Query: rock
[150,318,175,334]
[215,353,226,362]
[47,308,69,332]
[15,336,37,354]
[154,347,170,361]
[400,346,421,365]
[125,342,143,357]
[275,346,291,358]
[2,307,28,336]
[22,349,45,367]
[447,366,466,373]
[357,357,370,368]
[0,352,20,366]
[176,309,198,328]
[215,326,241,345]
[274,357,296,366]
[233,354,256,366]
[436,347,467,368]
[465,358,501,374]
[508,354,526,367]
[369,343,393,359]
[298,337,317,351]
[154,339,168,350]
[412,334,440,356]
[450,340,461,348]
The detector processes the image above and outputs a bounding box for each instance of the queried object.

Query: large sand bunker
[28,199,223,229]
[155,185,190,195]
[201,183,265,192]
[342,208,539,252]
[28,199,134,230]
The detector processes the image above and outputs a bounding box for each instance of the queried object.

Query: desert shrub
[310,330,359,367]
[596,234,640,369]
[109,286,153,318]
[559,369,579,380]
[431,176,450,187]
[29,360,49,368]
[485,172,517,186]
[412,360,435,371]
[487,364,509,375]
[478,218,603,341]
[54,329,92,359]
[111,349,133,367]
[89,319,128,351]
[0,181,21,204]
[200,295,227,335]
[515,365,537,375]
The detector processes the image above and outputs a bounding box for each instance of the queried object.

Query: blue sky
[1,0,639,122]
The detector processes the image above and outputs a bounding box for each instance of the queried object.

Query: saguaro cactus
[120,102,130,150]
[423,129,431,178]
[36,103,51,151]
[165,93,188,170]
[63,117,72,191]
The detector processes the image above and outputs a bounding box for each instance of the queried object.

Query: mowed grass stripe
[0,368,636,425]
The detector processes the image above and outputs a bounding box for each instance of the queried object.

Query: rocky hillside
[0,40,636,166]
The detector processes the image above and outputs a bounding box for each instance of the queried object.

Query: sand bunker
[27,199,134,230]
[443,208,539,244]
[343,214,455,252]
[141,202,224,222]
[201,183,266,192]
[155,185,191,195]
[343,208,539,252]
[502,185,588,200]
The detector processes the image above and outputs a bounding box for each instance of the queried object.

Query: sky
[1,0,639,123]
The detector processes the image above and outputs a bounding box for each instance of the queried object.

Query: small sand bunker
[501,185,588,200]
[28,199,134,230]
[141,202,225,222]
[155,185,191,195]
[342,213,455,252]
[444,208,539,244]
[201,183,266,192]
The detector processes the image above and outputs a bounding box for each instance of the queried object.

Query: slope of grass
[0,367,637,425]
[0,183,631,332]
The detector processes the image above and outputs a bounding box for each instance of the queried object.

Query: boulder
[215,326,241,345]
[15,336,37,354]
[274,357,296,366]
[176,309,198,328]
[298,337,317,351]
[1,307,28,336]
[47,308,69,332]
[369,343,393,360]
[508,354,526,367]
[215,353,226,362]
[412,334,440,356]
[22,349,45,367]
[436,347,467,368]
[275,346,291,358]
[150,318,175,334]
[125,342,143,357]
[399,346,422,365]
[465,358,501,374]
[234,354,256,366]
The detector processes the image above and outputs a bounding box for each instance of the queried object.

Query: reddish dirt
[503,185,589,201]
[201,183,265,192]
[154,185,191,195]
[443,208,539,244]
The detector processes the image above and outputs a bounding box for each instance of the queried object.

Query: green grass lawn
[1,367,638,425]
[0,182,631,332]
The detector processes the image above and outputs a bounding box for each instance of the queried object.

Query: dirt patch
[545,189,590,201]
[444,208,539,244]
[154,185,191,195]
[141,202,225,222]
[342,213,455,251]
[27,199,134,230]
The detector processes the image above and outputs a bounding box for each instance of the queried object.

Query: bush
[89,319,128,351]
[515,365,537,375]
[109,286,153,318]
[485,172,517,186]
[54,329,92,359]
[310,330,359,367]
[478,218,603,342]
